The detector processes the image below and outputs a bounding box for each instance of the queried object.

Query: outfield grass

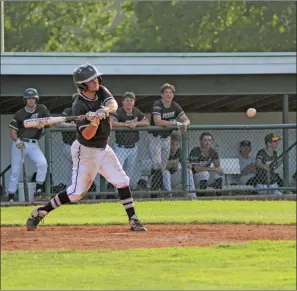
[1,240,296,290]
[1,201,296,226]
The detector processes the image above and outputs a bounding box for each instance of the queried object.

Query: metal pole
[44,128,52,195]
[0,1,4,53]
[282,94,289,194]
[181,131,189,196]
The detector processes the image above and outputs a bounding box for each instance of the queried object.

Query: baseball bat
[23,109,110,129]
[23,115,86,128]
[21,148,29,201]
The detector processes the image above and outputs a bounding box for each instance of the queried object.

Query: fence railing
[44,123,296,198]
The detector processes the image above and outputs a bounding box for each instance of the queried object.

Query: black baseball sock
[118,186,136,220]
[39,190,70,213]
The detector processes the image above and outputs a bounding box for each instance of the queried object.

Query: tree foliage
[3,1,296,52]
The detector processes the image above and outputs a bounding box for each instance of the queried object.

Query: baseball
[246,108,257,118]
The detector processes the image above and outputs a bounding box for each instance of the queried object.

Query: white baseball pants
[8,141,47,194]
[148,134,171,170]
[67,140,129,199]
[62,143,100,191]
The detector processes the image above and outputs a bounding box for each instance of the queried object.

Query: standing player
[8,88,50,201]
[110,91,149,190]
[148,83,190,195]
[26,64,146,231]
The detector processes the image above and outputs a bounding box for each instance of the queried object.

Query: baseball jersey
[72,85,114,148]
[150,99,184,138]
[61,107,77,145]
[189,147,219,173]
[9,104,50,139]
[168,148,181,174]
[256,148,278,175]
[110,107,147,146]
[238,155,256,184]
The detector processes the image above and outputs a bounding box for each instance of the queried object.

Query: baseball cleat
[129,215,147,231]
[26,207,48,231]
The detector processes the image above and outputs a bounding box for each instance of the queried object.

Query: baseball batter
[26,64,146,232]
[110,91,149,189]
[148,83,190,196]
[8,88,50,202]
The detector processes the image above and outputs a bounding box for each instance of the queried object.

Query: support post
[282,94,289,194]
[181,131,189,196]
[44,129,52,195]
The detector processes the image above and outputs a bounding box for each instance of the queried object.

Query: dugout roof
[1,52,296,114]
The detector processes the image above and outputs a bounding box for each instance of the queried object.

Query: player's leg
[7,143,23,201]
[26,143,48,196]
[99,145,146,231]
[171,169,196,198]
[26,141,99,231]
[125,146,139,190]
[148,134,162,169]
[162,170,172,192]
[193,171,210,190]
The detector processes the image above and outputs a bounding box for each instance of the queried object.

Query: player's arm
[9,115,19,141]
[10,128,18,142]
[9,115,24,148]
[82,122,99,140]
[104,99,118,114]
[153,114,175,126]
[136,110,149,126]
[100,86,118,114]
[110,113,130,128]
[177,112,190,127]
[73,103,99,140]
[255,150,269,171]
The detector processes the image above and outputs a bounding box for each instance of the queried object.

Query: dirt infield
[1,224,296,252]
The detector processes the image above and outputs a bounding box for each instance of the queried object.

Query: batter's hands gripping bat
[23,109,109,128]
[21,148,29,201]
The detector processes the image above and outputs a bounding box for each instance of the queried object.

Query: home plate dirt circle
[1,224,295,252]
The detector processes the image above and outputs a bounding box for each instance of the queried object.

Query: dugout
[0,52,296,196]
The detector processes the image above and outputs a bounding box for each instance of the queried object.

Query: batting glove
[96,106,109,120]
[16,138,25,149]
[86,111,97,121]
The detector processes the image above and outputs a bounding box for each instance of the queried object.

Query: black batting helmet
[23,88,39,104]
[73,64,103,91]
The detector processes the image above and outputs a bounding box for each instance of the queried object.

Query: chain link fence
[46,124,296,199]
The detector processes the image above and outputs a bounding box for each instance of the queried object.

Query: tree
[4,1,296,52]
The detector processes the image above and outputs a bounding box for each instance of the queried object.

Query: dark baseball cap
[240,140,251,147]
[122,91,136,100]
[265,133,281,144]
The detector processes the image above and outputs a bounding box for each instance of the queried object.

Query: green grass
[1,241,296,290]
[1,201,296,226]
